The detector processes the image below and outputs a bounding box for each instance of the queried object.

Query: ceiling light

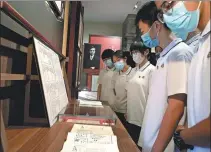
[133,2,138,10]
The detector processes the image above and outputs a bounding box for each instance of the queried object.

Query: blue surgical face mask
[114,60,125,71]
[104,59,113,68]
[163,1,201,40]
[141,26,159,48]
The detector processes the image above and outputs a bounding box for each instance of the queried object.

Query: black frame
[47,1,64,21]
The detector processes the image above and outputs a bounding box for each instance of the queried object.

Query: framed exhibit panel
[33,37,68,126]
[85,35,122,90]
[89,35,122,70]
[91,75,99,92]
[83,43,101,70]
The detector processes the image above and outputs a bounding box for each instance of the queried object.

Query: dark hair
[149,53,157,66]
[130,40,150,53]
[135,2,158,26]
[101,49,114,60]
[113,50,136,68]
[130,40,157,66]
[135,1,169,29]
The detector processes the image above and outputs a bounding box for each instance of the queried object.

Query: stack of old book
[61,124,119,152]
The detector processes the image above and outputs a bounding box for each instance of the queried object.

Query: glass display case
[58,102,117,126]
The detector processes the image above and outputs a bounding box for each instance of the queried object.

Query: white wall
[83,22,122,43]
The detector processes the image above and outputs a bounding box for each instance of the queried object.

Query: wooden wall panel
[67,2,77,99]
[66,2,84,99]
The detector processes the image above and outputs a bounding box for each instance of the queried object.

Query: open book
[61,133,119,152]
[61,124,119,152]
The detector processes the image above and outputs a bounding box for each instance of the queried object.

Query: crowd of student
[97,1,210,152]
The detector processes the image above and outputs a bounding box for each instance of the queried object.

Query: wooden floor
[6,120,140,152]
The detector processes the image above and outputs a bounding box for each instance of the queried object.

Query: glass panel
[58,103,117,126]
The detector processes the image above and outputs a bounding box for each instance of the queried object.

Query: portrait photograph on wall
[83,43,101,70]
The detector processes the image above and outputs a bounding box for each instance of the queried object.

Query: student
[112,50,134,127]
[136,2,193,152]
[125,41,155,145]
[97,49,116,107]
[158,1,210,151]
[155,1,201,53]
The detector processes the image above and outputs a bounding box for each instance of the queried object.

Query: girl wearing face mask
[125,41,155,147]
[97,49,117,108]
[112,50,135,127]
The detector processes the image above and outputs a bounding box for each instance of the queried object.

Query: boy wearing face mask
[112,50,135,127]
[155,1,202,54]
[136,2,194,152]
[97,49,116,108]
[125,41,155,146]
[155,1,211,152]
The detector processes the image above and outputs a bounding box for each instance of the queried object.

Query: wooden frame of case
[0,1,70,149]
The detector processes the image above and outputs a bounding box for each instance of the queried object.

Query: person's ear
[154,21,162,33]
[144,49,149,56]
[123,57,127,63]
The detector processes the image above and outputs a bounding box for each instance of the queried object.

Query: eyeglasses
[160,1,176,15]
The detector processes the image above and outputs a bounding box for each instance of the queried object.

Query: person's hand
[174,127,194,151]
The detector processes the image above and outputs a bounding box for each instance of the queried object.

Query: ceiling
[82,1,147,24]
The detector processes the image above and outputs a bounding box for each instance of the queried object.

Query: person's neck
[122,65,129,73]
[107,66,114,69]
[186,29,201,42]
[159,30,176,50]
[198,2,210,31]
[138,58,148,69]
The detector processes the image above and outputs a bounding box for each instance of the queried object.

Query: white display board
[33,37,68,126]
[91,75,99,91]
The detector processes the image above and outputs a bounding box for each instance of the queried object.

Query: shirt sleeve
[111,72,117,89]
[167,54,191,96]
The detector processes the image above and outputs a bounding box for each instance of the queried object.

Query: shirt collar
[139,61,150,71]
[185,33,201,45]
[201,20,210,38]
[120,67,132,75]
[106,66,115,71]
[160,38,182,57]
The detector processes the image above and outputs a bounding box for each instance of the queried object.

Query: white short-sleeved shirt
[187,21,210,152]
[125,61,155,127]
[138,38,193,152]
[98,67,117,107]
[112,67,133,114]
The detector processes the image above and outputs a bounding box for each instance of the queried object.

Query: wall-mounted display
[83,43,101,70]
[89,35,122,70]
